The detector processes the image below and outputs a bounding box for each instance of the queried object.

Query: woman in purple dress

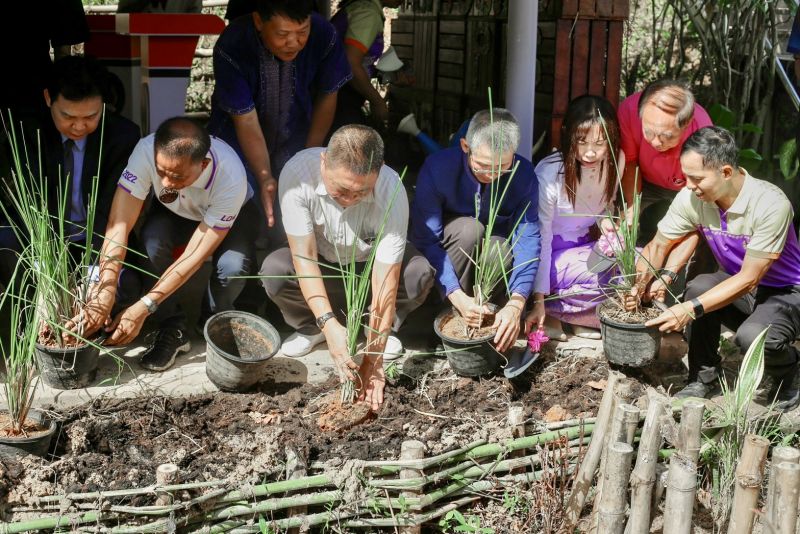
[525,95,623,340]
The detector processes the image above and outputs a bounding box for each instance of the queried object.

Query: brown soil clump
[439,310,497,340]
[599,300,661,324]
[0,413,50,438]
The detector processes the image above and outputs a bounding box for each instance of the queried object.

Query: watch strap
[690,298,704,318]
[660,269,679,282]
[140,295,158,314]
[315,311,336,330]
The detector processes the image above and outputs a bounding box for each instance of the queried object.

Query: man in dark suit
[0,55,142,304]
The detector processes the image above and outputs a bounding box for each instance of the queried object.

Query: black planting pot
[204,311,280,392]
[598,301,662,368]
[0,408,57,461]
[434,306,501,377]
[35,341,99,390]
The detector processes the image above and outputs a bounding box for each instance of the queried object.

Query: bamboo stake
[627,396,667,534]
[766,461,800,534]
[597,442,634,534]
[154,463,178,507]
[679,400,705,463]
[508,402,526,474]
[285,447,307,534]
[662,453,697,534]
[728,434,769,534]
[565,370,621,527]
[592,402,639,529]
[400,440,425,534]
[765,445,800,530]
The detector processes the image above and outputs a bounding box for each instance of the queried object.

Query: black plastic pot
[434,306,501,377]
[0,409,57,461]
[204,311,280,392]
[35,341,99,390]
[598,301,661,367]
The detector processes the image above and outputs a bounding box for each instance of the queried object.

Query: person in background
[410,108,541,353]
[68,118,257,373]
[208,0,351,245]
[329,0,404,130]
[524,95,623,341]
[260,125,434,411]
[624,126,800,412]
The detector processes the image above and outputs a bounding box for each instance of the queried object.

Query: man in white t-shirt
[260,125,434,411]
[66,117,257,372]
[625,126,800,411]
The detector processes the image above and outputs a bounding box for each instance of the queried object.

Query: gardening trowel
[586,242,616,275]
[504,346,541,379]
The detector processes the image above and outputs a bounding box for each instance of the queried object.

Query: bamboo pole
[565,370,621,527]
[597,442,634,534]
[765,445,800,530]
[766,461,800,534]
[509,402,526,474]
[679,400,705,463]
[728,434,770,534]
[592,402,639,529]
[285,447,307,534]
[154,464,178,507]
[627,396,668,534]
[662,453,697,534]
[400,440,425,534]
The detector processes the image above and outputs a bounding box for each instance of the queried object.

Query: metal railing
[775,0,800,111]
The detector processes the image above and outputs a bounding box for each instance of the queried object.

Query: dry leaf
[544,405,571,423]
[587,380,607,390]
[248,411,281,425]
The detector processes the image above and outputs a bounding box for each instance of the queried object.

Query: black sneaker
[769,372,800,413]
[674,379,721,400]
[139,328,191,372]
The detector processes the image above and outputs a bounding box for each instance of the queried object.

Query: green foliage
[778,138,799,181]
[439,510,496,534]
[707,104,764,169]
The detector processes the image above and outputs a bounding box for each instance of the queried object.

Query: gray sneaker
[674,379,721,400]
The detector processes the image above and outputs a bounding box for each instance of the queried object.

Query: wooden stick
[765,445,800,530]
[154,464,178,507]
[679,400,704,463]
[285,447,307,534]
[508,402,527,474]
[627,395,667,534]
[767,461,800,534]
[727,434,769,534]
[597,442,634,534]
[400,440,425,534]
[663,453,697,534]
[592,402,639,530]
[565,370,622,527]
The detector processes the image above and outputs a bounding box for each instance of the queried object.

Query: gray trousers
[685,271,800,383]
[440,216,512,301]
[260,242,435,335]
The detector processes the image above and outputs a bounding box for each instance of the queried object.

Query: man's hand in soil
[645,301,693,333]
[448,289,492,328]
[63,286,115,343]
[323,319,359,382]
[357,355,385,412]
[623,283,645,311]
[493,302,522,352]
[105,300,149,345]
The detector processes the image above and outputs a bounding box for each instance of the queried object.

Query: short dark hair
[681,126,739,169]
[154,117,211,163]
[326,124,384,176]
[47,55,110,103]
[255,0,314,22]
[637,79,695,129]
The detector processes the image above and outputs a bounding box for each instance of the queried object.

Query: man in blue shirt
[410,108,541,352]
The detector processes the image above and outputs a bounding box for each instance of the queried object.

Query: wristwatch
[689,298,704,319]
[140,295,159,314]
[660,269,679,284]
[315,311,336,330]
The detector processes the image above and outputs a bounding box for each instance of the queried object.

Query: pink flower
[527,328,550,352]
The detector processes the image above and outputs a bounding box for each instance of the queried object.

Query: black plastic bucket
[35,342,99,389]
[0,409,57,461]
[434,307,501,377]
[598,301,661,367]
[204,311,280,392]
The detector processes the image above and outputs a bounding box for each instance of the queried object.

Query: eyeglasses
[468,151,513,178]
[158,187,179,204]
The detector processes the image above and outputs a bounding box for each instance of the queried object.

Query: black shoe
[674,379,721,400]
[139,328,191,372]
[769,372,800,413]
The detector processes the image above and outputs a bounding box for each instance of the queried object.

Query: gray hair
[638,79,695,129]
[681,126,739,169]
[326,124,384,175]
[465,108,521,153]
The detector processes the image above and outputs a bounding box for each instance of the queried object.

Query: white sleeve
[204,167,248,230]
[534,167,558,295]
[279,163,314,237]
[375,176,409,265]
[117,138,154,200]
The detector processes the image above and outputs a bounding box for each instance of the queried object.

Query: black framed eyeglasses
[158,187,179,204]
[468,151,513,178]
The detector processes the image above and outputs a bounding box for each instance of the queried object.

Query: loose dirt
[439,310,497,340]
[207,320,274,361]
[599,299,662,324]
[0,414,50,439]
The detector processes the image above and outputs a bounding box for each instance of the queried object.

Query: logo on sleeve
[220,214,237,222]
[122,170,138,183]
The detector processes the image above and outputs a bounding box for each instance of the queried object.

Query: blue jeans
[140,200,258,330]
